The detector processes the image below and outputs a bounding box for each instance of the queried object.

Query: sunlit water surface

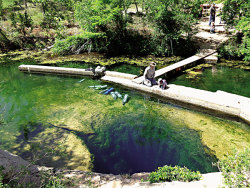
[0,63,249,174]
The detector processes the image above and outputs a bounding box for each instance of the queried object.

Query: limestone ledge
[1,149,226,188]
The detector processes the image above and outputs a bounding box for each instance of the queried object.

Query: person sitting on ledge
[143,62,157,87]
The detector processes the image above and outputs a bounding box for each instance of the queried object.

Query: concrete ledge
[101,75,250,124]
[19,65,95,76]
[18,65,250,124]
[105,71,137,80]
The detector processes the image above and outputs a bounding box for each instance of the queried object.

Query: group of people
[143,62,168,90]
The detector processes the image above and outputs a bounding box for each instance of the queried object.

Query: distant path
[192,3,231,63]
[193,4,232,50]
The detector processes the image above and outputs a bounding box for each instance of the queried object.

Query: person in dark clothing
[209,3,216,26]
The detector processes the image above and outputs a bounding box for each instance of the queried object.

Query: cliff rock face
[0,149,40,186]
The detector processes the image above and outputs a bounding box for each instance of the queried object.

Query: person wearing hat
[143,62,157,87]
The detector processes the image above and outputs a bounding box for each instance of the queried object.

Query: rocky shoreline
[0,149,226,188]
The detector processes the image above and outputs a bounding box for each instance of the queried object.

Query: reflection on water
[0,63,249,174]
[171,66,250,98]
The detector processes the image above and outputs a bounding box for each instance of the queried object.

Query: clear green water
[170,66,250,98]
[0,63,249,175]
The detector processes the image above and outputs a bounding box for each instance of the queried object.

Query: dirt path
[192,4,233,63]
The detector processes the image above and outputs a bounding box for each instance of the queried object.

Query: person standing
[209,3,216,26]
[143,62,157,87]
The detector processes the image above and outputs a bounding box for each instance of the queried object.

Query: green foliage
[217,149,249,188]
[10,11,33,36]
[218,31,249,61]
[142,0,198,56]
[148,165,202,183]
[52,31,105,55]
[33,0,74,30]
[0,166,10,188]
[0,0,2,17]
[1,0,15,9]
[221,0,249,27]
[73,0,199,56]
[74,0,123,32]
[219,0,249,61]
[40,170,71,188]
[236,17,250,61]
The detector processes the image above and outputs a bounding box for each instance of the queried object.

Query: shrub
[217,149,249,188]
[52,31,105,55]
[148,165,202,183]
[218,32,249,61]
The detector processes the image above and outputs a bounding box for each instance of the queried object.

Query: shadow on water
[85,115,218,174]
[13,122,90,169]
[10,96,219,175]
[43,111,218,175]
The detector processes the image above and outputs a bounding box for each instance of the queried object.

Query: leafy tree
[74,0,123,32]
[33,0,74,29]
[219,0,249,61]
[222,0,249,27]
[0,0,2,16]
[74,0,133,55]
[10,11,33,36]
[142,0,197,55]
[73,0,200,56]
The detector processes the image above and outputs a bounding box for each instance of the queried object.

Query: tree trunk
[134,0,139,14]
[42,3,46,15]
[170,39,173,55]
[0,28,10,42]
[0,28,18,50]
[122,0,127,20]
[24,0,27,10]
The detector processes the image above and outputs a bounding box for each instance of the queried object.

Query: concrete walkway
[18,64,250,124]
[102,74,250,125]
